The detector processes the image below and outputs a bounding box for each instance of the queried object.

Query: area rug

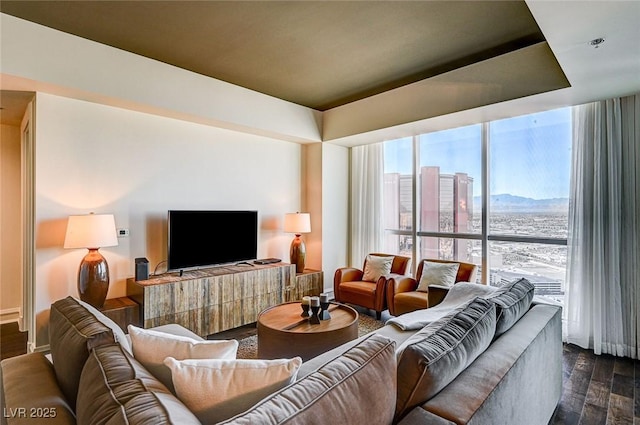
[236,313,385,359]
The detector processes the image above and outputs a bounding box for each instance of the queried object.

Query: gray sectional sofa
[304,280,563,425]
[0,278,562,425]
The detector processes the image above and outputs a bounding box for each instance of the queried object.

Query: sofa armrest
[389,275,419,294]
[334,267,364,301]
[386,276,418,316]
[334,267,364,283]
[427,285,451,307]
[373,274,394,312]
[1,353,76,425]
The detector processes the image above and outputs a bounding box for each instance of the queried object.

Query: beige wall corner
[301,143,349,293]
[1,124,23,319]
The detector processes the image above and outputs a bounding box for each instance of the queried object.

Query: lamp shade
[64,214,118,249]
[284,213,311,234]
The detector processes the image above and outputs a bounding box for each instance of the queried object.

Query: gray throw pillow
[488,277,535,337]
[395,297,496,420]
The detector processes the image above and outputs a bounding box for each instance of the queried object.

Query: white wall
[33,92,302,348]
[0,124,22,323]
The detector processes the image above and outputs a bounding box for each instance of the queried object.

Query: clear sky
[383,107,572,199]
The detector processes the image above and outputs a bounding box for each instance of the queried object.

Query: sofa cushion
[219,333,397,425]
[395,297,496,420]
[0,353,76,425]
[416,261,460,291]
[418,304,562,425]
[76,298,132,353]
[49,296,116,409]
[165,356,302,424]
[363,254,393,282]
[76,343,200,425]
[487,277,535,337]
[128,325,238,392]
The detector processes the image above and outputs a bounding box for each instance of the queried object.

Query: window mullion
[411,135,419,275]
[481,122,490,284]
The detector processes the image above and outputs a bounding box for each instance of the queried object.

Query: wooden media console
[126,262,296,337]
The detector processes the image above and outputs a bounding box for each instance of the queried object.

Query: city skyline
[383,106,572,200]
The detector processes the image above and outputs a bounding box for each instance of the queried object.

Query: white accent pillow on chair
[416,261,460,292]
[362,255,393,282]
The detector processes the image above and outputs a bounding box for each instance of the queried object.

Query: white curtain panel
[351,142,385,267]
[565,94,640,358]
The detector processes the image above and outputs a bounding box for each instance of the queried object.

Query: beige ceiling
[0,0,567,112]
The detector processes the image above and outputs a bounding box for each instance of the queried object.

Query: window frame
[384,119,569,284]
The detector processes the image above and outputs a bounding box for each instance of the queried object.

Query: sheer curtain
[565,93,640,358]
[350,142,385,266]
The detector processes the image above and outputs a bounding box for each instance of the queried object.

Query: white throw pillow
[416,261,460,292]
[362,255,393,282]
[164,356,302,424]
[127,325,238,392]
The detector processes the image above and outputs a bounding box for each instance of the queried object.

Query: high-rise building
[420,166,440,259]
[384,167,473,261]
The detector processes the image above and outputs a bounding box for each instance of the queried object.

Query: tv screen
[168,210,258,271]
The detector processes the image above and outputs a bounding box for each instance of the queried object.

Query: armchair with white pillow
[334,253,411,319]
[386,258,480,316]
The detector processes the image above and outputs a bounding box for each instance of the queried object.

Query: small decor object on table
[309,296,321,324]
[301,296,311,317]
[319,293,331,320]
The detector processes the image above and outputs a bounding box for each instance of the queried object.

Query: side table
[99,297,141,333]
[286,269,324,301]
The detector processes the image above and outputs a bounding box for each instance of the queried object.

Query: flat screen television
[167,210,258,271]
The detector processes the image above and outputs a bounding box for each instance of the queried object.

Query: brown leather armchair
[334,253,411,320]
[386,259,479,316]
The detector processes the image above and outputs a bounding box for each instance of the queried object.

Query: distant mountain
[473,194,569,212]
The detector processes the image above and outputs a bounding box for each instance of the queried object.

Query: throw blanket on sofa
[386,283,497,331]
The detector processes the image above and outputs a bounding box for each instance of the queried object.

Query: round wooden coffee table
[257,302,359,361]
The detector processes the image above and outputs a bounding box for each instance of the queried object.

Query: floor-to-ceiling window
[383,108,570,302]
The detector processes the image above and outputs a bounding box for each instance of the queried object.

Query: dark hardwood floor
[548,343,639,425]
[1,321,637,424]
[0,322,28,361]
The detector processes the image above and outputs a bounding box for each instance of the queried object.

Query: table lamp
[64,213,118,308]
[284,212,311,273]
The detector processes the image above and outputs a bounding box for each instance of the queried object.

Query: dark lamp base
[289,234,306,274]
[78,248,110,308]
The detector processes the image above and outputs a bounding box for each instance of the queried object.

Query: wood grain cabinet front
[127,263,296,337]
